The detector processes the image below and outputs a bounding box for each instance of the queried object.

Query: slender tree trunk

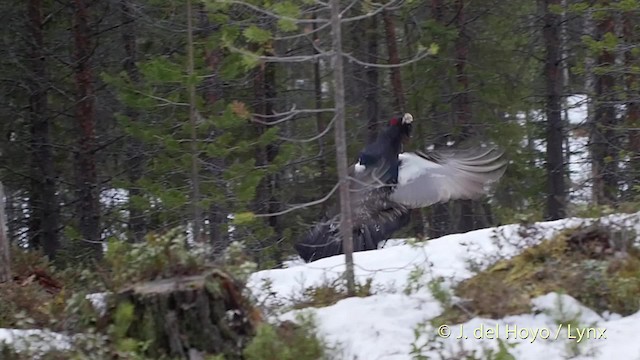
[382,8,425,238]
[264,61,282,264]
[28,0,60,259]
[251,49,281,264]
[330,0,355,295]
[428,0,451,239]
[72,0,101,257]
[623,11,640,197]
[584,7,596,201]
[590,0,618,205]
[186,0,203,243]
[312,18,330,217]
[120,0,146,243]
[4,188,16,243]
[542,0,566,220]
[453,0,474,232]
[197,3,228,253]
[0,182,10,283]
[365,15,380,145]
[560,0,572,183]
[382,9,406,114]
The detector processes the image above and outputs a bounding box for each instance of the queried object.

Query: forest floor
[2,210,640,359]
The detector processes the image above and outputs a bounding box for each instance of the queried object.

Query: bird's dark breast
[296,187,410,263]
[352,186,410,245]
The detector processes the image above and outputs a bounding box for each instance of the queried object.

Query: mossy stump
[116,269,262,359]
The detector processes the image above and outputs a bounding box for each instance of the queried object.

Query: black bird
[294,114,507,262]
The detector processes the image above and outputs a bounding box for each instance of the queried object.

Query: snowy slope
[3,213,639,358]
[248,212,640,360]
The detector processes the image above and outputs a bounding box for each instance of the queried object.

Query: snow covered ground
[3,212,639,358]
[248,211,640,360]
[0,328,71,355]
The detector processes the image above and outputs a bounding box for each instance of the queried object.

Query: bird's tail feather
[295,209,411,263]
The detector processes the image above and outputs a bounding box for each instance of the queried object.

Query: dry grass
[291,277,374,310]
[442,223,640,324]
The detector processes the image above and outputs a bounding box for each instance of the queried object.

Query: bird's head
[389,113,413,143]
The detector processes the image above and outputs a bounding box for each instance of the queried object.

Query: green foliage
[234,212,257,225]
[139,57,185,84]
[109,302,153,355]
[243,26,272,44]
[104,227,207,289]
[243,313,327,360]
[617,0,640,12]
[220,241,258,283]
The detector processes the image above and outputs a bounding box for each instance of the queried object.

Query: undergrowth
[1,226,336,359]
[290,277,374,310]
[244,312,331,360]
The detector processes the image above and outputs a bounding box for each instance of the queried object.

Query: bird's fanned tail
[295,207,411,263]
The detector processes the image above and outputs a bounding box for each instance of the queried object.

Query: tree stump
[116,269,262,359]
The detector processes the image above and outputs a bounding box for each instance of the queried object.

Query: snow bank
[0,328,71,355]
[248,212,640,359]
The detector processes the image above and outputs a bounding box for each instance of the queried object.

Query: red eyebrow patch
[389,118,399,126]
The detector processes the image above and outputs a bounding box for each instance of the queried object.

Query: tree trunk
[427,0,451,239]
[72,0,101,257]
[542,0,566,220]
[197,3,228,253]
[0,182,10,283]
[382,9,406,114]
[115,270,260,359]
[27,0,60,259]
[590,0,618,205]
[186,0,203,243]
[365,15,380,145]
[120,0,146,243]
[313,17,330,217]
[251,50,281,264]
[453,0,475,232]
[382,8,425,239]
[330,0,355,295]
[623,11,640,198]
[264,61,282,264]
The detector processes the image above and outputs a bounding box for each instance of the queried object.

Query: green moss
[291,278,373,310]
[453,224,640,321]
[243,313,327,360]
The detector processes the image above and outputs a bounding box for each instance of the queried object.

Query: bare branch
[251,106,335,125]
[343,48,432,68]
[227,44,332,63]
[339,0,359,17]
[273,21,331,41]
[222,0,328,24]
[341,0,405,23]
[254,182,340,217]
[134,90,190,107]
[277,115,336,142]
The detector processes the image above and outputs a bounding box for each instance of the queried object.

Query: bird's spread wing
[348,157,404,223]
[295,158,409,262]
[390,145,507,208]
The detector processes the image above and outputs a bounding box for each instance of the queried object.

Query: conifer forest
[2,0,639,267]
[3,0,640,358]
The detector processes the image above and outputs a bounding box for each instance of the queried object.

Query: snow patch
[249,212,640,359]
